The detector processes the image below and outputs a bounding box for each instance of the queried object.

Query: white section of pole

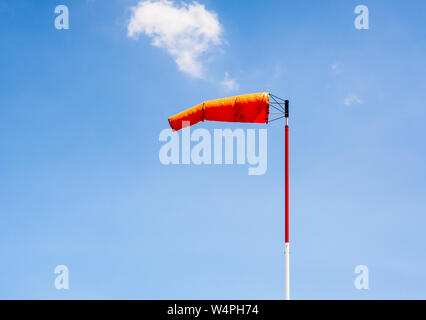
[285,242,290,300]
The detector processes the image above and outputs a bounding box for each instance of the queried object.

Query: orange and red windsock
[168,92,270,131]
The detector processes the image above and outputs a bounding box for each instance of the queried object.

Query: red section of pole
[284,100,290,300]
[285,123,289,244]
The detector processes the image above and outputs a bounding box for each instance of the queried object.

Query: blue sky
[1,0,426,299]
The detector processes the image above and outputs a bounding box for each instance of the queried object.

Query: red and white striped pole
[284,100,290,300]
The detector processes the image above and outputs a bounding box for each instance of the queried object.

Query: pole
[284,100,290,300]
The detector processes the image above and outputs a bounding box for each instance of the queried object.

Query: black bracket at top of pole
[284,100,289,118]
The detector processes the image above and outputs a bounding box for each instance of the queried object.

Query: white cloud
[127,0,223,78]
[221,72,239,91]
[331,62,341,74]
[273,64,282,79]
[344,95,364,106]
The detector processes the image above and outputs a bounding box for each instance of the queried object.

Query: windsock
[168,92,270,131]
